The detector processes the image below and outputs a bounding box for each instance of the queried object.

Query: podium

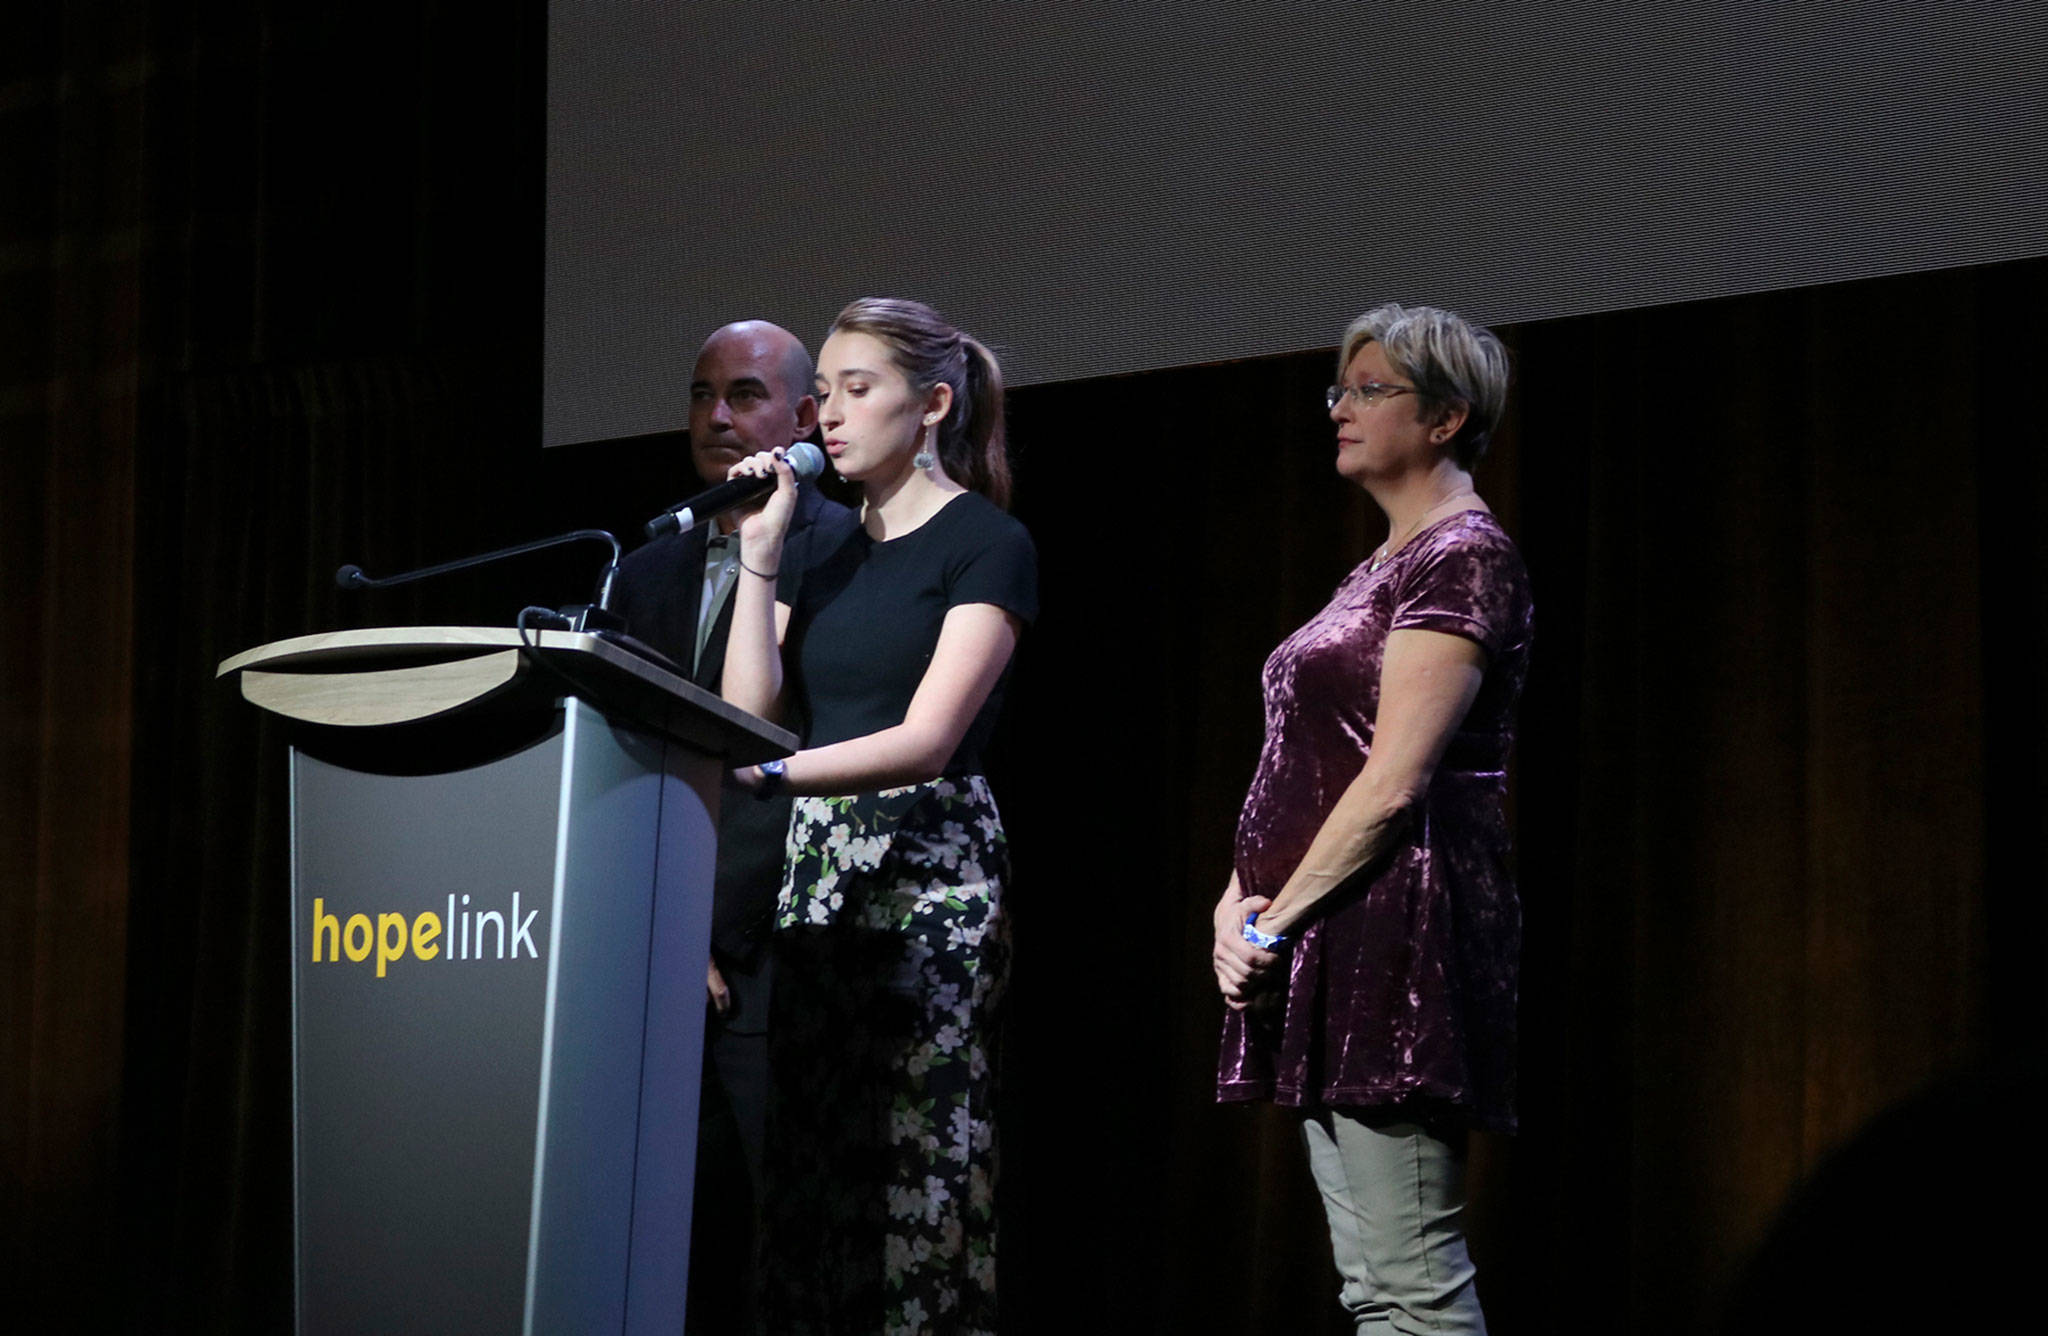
[218,628,793,1336]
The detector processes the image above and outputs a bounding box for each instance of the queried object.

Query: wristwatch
[1241,912,1287,950]
[754,757,788,799]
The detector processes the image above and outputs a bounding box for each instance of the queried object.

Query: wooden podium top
[218,626,795,765]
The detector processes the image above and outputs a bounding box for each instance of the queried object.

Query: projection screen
[547,1,2048,447]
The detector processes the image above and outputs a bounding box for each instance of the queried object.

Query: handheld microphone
[643,442,827,539]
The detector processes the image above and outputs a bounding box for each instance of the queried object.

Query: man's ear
[793,394,820,434]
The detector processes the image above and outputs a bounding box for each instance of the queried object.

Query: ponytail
[950,336,1011,510]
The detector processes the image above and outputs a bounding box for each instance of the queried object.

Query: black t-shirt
[781,490,1037,774]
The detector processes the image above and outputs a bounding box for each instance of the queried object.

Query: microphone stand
[336,528,624,632]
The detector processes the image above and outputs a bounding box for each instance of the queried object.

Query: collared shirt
[697,525,743,674]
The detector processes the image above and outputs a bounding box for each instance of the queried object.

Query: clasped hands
[1212,873,1286,1012]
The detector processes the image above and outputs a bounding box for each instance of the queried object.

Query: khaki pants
[1300,1108,1488,1335]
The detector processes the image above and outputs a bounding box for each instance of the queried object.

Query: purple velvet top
[1217,511,1532,1133]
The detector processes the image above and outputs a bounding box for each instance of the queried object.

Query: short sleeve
[1390,524,1527,655]
[948,517,1039,625]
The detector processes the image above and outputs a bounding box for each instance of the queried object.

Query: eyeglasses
[1326,381,1423,410]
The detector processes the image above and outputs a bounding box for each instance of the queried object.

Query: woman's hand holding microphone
[726,447,798,574]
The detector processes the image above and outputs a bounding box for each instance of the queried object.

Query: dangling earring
[913,420,936,472]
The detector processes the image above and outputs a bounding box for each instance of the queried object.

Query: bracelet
[740,557,780,580]
[753,757,788,799]
[1241,912,1287,950]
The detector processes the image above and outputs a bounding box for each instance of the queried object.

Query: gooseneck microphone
[643,442,827,539]
[335,528,625,629]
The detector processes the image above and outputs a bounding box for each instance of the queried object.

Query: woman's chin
[1338,448,1418,489]
[844,454,921,490]
[1334,451,1374,485]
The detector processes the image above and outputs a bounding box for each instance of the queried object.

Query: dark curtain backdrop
[7,3,2045,1332]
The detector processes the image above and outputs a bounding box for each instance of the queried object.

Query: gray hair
[1339,303,1510,467]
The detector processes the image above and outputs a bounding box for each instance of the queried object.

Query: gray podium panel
[290,699,718,1335]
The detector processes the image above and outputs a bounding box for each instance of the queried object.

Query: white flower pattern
[766,775,1009,1335]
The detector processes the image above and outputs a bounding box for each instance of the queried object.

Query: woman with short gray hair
[1211,303,1531,1334]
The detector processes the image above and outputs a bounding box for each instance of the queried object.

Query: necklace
[1370,489,1479,571]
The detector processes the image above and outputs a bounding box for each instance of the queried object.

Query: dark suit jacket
[611,483,857,967]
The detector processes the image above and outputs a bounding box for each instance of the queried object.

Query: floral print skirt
[762,775,1010,1336]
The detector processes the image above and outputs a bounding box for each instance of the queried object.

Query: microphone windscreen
[786,441,827,482]
[335,564,365,589]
